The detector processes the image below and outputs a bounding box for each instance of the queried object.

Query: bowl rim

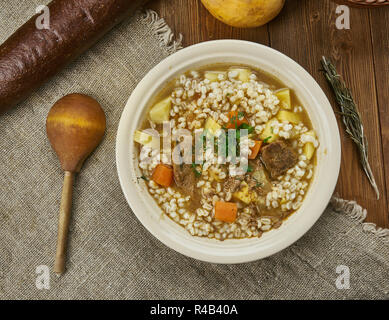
[116,40,341,264]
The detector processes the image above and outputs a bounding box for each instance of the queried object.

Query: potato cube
[205,71,227,82]
[149,97,171,124]
[134,130,159,149]
[276,110,302,124]
[304,142,315,160]
[229,68,251,82]
[259,119,278,143]
[275,88,292,110]
[233,182,256,204]
[204,117,222,136]
[303,130,316,160]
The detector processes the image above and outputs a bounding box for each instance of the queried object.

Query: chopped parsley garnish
[191,163,202,178]
[263,136,272,143]
[238,123,254,134]
[230,116,238,128]
[137,175,149,182]
[247,164,253,173]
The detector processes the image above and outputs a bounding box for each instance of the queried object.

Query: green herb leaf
[191,163,202,178]
[263,136,272,143]
[238,123,254,134]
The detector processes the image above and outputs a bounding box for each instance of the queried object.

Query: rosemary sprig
[321,56,380,199]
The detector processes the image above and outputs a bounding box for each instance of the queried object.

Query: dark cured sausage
[0,0,147,114]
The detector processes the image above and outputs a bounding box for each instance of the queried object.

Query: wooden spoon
[46,93,106,275]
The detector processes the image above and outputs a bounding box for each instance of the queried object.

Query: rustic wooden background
[149,0,389,228]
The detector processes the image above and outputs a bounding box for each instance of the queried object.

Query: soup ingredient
[302,131,316,160]
[46,93,106,275]
[261,141,298,178]
[260,119,278,143]
[252,164,272,192]
[277,110,302,125]
[201,0,285,28]
[304,142,315,161]
[275,88,291,109]
[321,56,379,199]
[173,163,197,198]
[205,117,222,135]
[226,110,248,129]
[134,131,151,145]
[152,164,174,187]
[230,68,251,82]
[233,182,256,204]
[215,201,238,223]
[249,141,263,159]
[0,0,147,114]
[224,177,242,194]
[205,71,227,82]
[149,97,172,123]
[134,130,159,149]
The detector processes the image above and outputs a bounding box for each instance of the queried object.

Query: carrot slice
[215,201,238,223]
[152,164,173,187]
[249,140,263,159]
[226,111,248,129]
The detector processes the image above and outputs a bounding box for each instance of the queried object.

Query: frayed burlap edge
[141,9,183,54]
[331,197,389,244]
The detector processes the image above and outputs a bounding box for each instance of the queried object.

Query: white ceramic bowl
[116,40,341,264]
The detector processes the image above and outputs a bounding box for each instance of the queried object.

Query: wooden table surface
[149,0,389,228]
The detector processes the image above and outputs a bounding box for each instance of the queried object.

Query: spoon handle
[54,171,74,275]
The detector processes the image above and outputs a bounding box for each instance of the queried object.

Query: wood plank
[149,0,269,46]
[369,7,389,227]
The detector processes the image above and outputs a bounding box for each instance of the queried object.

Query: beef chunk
[224,176,242,194]
[173,163,196,198]
[260,141,298,178]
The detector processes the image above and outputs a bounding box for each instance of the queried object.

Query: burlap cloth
[1,1,389,300]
